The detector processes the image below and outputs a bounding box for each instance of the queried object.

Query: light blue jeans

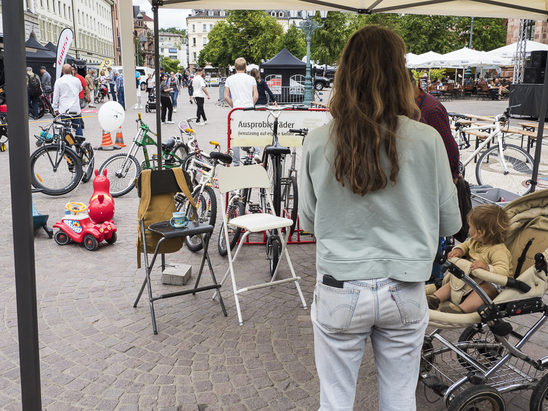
[312,275,428,411]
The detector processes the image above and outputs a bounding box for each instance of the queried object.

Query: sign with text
[55,28,73,80]
[229,108,331,147]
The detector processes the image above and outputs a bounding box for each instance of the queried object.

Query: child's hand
[470,260,489,271]
[447,248,464,259]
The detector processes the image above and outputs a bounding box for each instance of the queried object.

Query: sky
[133,0,192,30]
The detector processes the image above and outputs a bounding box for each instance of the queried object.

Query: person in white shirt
[224,57,259,165]
[192,67,210,125]
[52,64,84,136]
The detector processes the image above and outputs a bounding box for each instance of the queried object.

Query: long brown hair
[330,25,417,195]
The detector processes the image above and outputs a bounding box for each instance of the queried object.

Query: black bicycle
[30,113,94,195]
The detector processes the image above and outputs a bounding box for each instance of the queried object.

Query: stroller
[420,189,548,410]
[94,84,109,104]
[145,90,156,113]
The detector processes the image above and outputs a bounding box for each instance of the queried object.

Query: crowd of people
[420,73,511,100]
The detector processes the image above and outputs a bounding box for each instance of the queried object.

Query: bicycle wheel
[475,144,534,196]
[267,234,281,277]
[35,99,45,119]
[177,185,217,252]
[281,175,298,236]
[30,144,82,195]
[217,200,244,257]
[80,142,95,183]
[98,153,141,197]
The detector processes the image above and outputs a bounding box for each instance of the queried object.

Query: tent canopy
[487,40,548,60]
[262,48,305,69]
[431,47,512,68]
[407,51,443,68]
[153,0,548,19]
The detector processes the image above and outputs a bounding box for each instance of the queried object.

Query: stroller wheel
[530,374,548,411]
[457,326,505,371]
[448,385,505,411]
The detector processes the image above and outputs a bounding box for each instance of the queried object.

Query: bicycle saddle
[264,144,290,155]
[209,151,232,164]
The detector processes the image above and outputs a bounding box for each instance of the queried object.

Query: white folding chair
[216,164,307,325]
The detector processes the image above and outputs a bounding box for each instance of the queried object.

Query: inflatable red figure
[88,169,115,224]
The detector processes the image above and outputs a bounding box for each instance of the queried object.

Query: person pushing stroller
[428,204,513,314]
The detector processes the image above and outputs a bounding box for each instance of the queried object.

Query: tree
[200,21,235,67]
[278,25,306,60]
[310,11,354,65]
[453,18,507,51]
[200,11,283,67]
[160,57,180,73]
[163,27,187,37]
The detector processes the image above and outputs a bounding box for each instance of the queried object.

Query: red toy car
[53,202,117,251]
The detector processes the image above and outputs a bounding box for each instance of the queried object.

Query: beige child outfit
[445,238,513,304]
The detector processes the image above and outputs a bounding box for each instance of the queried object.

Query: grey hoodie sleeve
[298,137,317,234]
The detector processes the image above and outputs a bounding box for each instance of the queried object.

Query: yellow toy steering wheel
[65,202,87,215]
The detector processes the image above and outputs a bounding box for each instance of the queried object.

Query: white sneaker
[173,108,177,113]
[203,121,207,125]
[166,120,174,124]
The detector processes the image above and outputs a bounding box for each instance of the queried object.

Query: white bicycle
[451,107,535,195]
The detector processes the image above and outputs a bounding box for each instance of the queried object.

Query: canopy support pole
[529,56,548,193]
[152,0,163,169]
[2,0,42,408]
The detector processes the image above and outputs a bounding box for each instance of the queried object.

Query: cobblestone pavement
[0,94,546,410]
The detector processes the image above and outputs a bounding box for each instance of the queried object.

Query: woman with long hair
[299,25,461,410]
[249,68,276,106]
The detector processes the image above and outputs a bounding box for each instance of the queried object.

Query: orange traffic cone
[114,127,126,148]
[96,131,120,150]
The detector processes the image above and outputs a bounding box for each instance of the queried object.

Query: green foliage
[163,27,187,37]
[311,12,354,65]
[200,11,283,67]
[429,68,446,81]
[160,57,180,73]
[453,18,507,51]
[278,25,306,60]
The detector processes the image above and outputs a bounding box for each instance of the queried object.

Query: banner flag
[56,28,74,80]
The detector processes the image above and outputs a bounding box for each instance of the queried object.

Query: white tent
[487,40,548,60]
[407,51,443,68]
[431,47,511,68]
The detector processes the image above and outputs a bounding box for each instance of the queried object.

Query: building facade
[159,32,187,69]
[507,19,548,45]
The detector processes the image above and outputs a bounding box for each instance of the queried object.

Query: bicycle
[98,113,189,197]
[34,93,55,120]
[30,112,94,196]
[176,140,232,252]
[451,107,535,196]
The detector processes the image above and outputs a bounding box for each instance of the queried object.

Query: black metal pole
[1,0,42,409]
[152,0,162,169]
[529,55,548,193]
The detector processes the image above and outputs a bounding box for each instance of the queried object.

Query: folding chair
[216,164,307,325]
[134,168,227,334]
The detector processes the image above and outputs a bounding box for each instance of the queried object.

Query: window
[203,24,206,32]
[192,37,196,46]
[202,37,207,45]
[278,11,284,17]
[271,11,275,17]
[208,10,213,16]
[220,10,225,17]
[209,24,213,30]
[193,52,197,61]
[192,24,195,33]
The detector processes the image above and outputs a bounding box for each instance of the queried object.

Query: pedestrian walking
[52,64,83,137]
[169,72,179,112]
[86,69,96,107]
[192,67,210,125]
[116,71,125,110]
[26,66,42,119]
[298,25,461,411]
[224,57,258,165]
[39,66,52,101]
[160,74,174,124]
[107,67,117,102]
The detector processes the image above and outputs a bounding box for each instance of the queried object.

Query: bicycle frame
[459,114,510,172]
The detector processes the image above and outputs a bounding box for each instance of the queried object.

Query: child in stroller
[145,89,156,113]
[428,204,513,314]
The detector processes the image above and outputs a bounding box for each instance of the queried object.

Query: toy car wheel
[83,234,99,251]
[105,232,117,245]
[54,231,70,245]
